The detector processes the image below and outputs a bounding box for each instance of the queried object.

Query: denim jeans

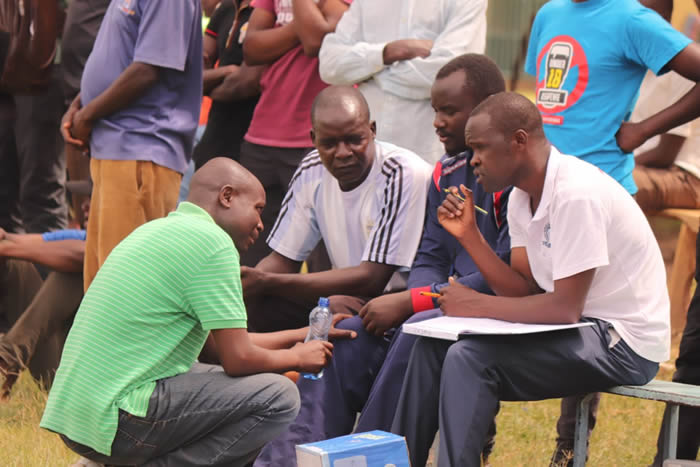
[61,363,300,466]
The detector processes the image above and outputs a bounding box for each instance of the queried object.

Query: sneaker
[0,338,27,400]
[70,457,104,467]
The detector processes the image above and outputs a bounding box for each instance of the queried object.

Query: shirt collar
[532,145,562,221]
[172,201,217,224]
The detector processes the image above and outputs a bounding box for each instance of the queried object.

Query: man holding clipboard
[392,92,670,467]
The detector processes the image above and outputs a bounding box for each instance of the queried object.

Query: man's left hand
[437,277,483,317]
[616,121,649,153]
[358,291,413,337]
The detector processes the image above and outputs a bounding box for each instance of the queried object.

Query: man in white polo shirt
[241,85,432,332]
[391,92,668,467]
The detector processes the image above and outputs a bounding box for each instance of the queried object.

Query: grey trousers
[391,319,659,467]
[0,66,68,234]
[62,364,301,467]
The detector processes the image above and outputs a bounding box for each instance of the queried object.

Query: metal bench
[573,380,700,467]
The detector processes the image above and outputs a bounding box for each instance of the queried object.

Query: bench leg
[662,403,680,461]
[573,394,595,467]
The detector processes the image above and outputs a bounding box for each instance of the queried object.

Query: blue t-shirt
[525,0,691,194]
[81,0,203,174]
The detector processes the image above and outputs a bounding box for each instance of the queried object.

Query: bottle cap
[318,297,329,307]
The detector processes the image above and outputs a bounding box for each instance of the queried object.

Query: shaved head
[470,92,545,141]
[187,157,265,252]
[311,85,371,130]
[187,157,261,208]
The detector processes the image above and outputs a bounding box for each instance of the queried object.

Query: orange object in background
[199,96,212,126]
[284,371,300,383]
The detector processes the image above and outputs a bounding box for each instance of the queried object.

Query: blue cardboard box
[296,430,410,467]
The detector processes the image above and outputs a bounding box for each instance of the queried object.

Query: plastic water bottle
[302,297,332,380]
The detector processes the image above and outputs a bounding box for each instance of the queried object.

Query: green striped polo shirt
[40,202,247,455]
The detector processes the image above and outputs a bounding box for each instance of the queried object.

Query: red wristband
[410,286,436,313]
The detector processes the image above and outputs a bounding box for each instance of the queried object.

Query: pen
[443,189,489,215]
[419,291,441,298]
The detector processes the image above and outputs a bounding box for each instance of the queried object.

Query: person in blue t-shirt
[525,0,700,195]
[252,54,511,467]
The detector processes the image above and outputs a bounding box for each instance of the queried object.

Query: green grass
[0,373,75,466]
[2,363,696,466]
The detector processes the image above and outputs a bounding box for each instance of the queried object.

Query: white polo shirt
[507,147,670,362]
[267,140,432,269]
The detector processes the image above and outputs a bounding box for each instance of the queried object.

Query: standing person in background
[0,0,68,235]
[524,1,700,462]
[318,0,487,164]
[60,0,111,228]
[239,0,350,267]
[62,0,204,291]
[193,0,264,169]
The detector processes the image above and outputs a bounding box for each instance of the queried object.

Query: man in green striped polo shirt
[40,158,354,466]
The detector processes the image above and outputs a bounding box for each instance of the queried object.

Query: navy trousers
[391,319,659,467]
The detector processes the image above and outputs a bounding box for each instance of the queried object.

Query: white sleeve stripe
[267,157,323,241]
[368,158,404,263]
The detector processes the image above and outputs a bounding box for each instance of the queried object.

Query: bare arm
[617,43,700,152]
[0,231,84,273]
[211,327,332,376]
[438,269,594,324]
[203,33,219,69]
[634,133,686,168]
[203,64,239,95]
[209,64,264,102]
[438,187,542,297]
[243,251,396,304]
[292,0,349,57]
[69,62,159,145]
[243,8,299,66]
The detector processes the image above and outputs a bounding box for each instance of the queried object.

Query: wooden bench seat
[653,209,700,336]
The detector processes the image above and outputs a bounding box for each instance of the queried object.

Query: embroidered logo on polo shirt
[542,222,552,248]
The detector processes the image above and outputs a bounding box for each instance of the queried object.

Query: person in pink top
[241,0,351,267]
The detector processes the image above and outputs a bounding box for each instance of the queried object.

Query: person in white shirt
[318,0,487,164]
[633,70,700,211]
[391,92,668,467]
[241,85,432,332]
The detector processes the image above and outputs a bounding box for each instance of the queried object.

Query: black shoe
[550,442,575,467]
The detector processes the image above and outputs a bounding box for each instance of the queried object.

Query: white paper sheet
[401,316,595,341]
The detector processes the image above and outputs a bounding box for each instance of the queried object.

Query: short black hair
[470,91,544,139]
[435,54,506,104]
